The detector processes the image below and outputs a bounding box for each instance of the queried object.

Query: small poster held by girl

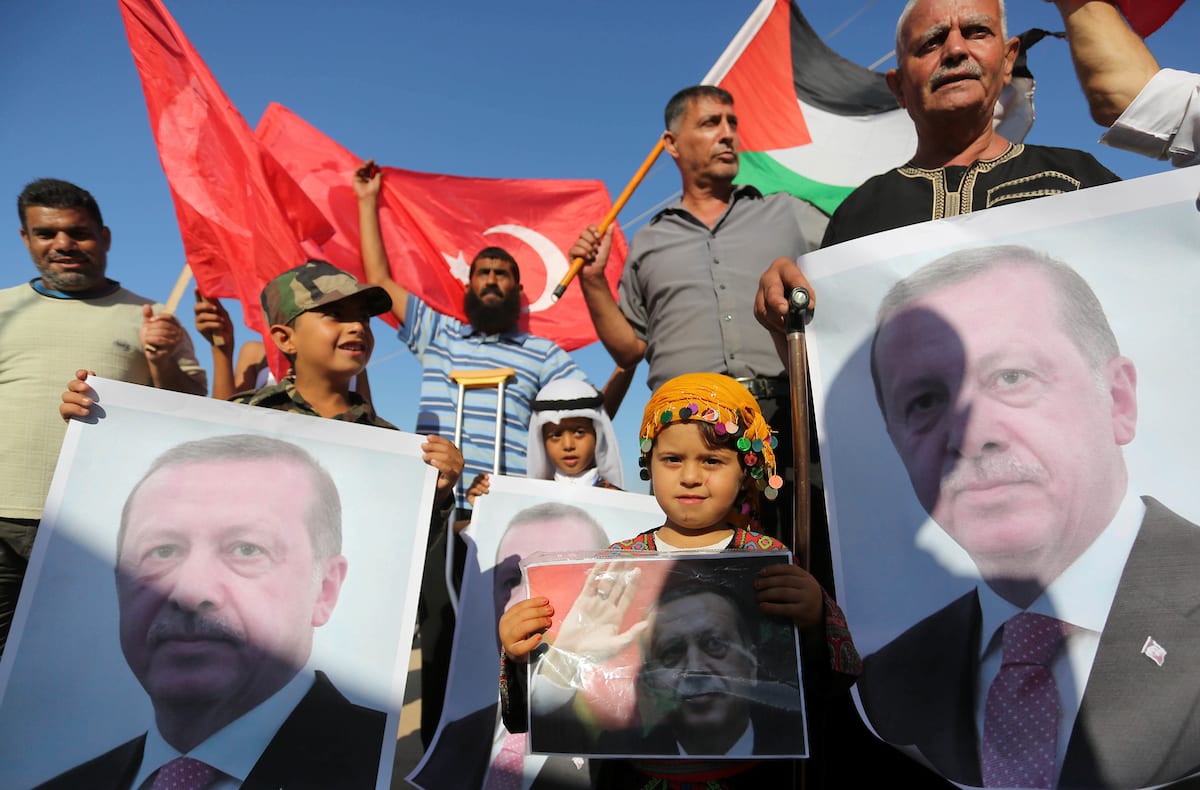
[522,552,807,760]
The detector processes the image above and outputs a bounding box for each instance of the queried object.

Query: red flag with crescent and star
[255,103,627,352]
[118,0,333,381]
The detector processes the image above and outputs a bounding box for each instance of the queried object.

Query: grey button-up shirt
[618,185,827,390]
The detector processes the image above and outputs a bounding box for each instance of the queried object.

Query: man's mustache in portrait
[147,609,245,647]
[941,455,1048,499]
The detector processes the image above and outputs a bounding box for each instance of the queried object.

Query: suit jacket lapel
[32,734,145,790]
[859,590,983,785]
[917,591,984,786]
[1062,498,1200,788]
[242,672,385,789]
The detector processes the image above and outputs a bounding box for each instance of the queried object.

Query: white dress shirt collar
[134,670,315,790]
[974,492,1145,782]
[977,492,1145,656]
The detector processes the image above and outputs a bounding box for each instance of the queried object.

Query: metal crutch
[444,367,516,615]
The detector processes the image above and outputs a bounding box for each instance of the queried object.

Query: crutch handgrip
[449,368,518,389]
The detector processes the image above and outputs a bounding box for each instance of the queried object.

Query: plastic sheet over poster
[524,551,808,760]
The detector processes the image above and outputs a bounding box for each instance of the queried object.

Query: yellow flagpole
[552,138,665,300]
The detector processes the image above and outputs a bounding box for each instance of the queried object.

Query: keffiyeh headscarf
[526,379,623,487]
[638,373,782,516]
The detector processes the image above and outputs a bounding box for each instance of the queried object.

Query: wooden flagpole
[551,138,665,300]
[146,263,223,351]
[162,263,193,315]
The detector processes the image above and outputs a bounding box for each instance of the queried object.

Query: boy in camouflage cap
[261,259,392,330]
[230,259,393,424]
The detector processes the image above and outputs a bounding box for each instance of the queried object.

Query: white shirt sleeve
[1101,68,1200,167]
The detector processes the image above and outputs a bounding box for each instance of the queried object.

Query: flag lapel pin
[1141,636,1167,667]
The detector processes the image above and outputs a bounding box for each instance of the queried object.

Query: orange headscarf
[638,373,783,518]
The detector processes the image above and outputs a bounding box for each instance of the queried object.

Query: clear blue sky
[3,0,1197,492]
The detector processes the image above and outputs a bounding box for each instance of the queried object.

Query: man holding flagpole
[567,90,927,789]
[571,85,828,546]
[353,165,595,499]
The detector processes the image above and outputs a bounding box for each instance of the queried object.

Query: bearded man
[352,164,592,492]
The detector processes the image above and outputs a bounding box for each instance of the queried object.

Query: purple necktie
[483,731,527,790]
[149,756,218,790]
[982,612,1071,789]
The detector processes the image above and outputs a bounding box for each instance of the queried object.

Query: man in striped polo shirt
[353,165,591,507]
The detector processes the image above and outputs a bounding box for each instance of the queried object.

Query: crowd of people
[2,0,1197,787]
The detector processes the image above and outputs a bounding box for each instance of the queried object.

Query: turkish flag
[255,103,626,351]
[1114,0,1186,36]
[119,0,333,380]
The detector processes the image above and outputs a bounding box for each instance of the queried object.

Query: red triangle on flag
[717,0,812,152]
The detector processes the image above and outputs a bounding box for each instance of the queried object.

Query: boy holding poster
[63,260,464,499]
[498,373,860,787]
[45,261,460,788]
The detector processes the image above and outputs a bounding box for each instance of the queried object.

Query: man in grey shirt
[570,85,827,543]
[572,85,827,395]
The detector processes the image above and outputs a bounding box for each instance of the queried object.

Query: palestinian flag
[706,0,1036,216]
[704,0,916,216]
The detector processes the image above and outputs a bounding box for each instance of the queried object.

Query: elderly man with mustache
[820,0,1121,246]
[754,0,1124,326]
[857,245,1200,789]
[37,434,386,790]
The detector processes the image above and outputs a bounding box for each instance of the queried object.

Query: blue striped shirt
[398,295,586,502]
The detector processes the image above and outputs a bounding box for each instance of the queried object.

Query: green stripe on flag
[734,151,856,217]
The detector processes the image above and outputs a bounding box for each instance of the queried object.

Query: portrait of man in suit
[37,434,386,789]
[625,579,801,757]
[858,245,1200,789]
[529,557,805,759]
[414,501,609,790]
[638,583,761,754]
[491,503,611,630]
